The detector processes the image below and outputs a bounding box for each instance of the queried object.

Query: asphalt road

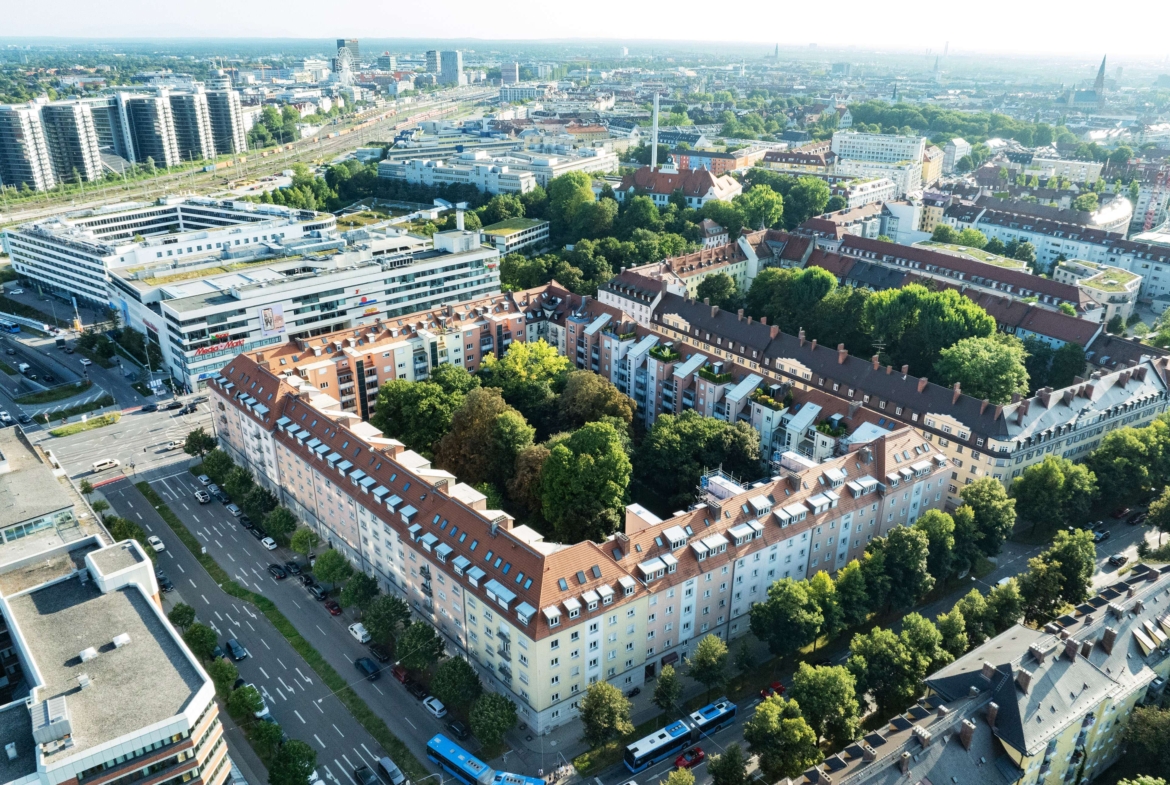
[102,477,397,785]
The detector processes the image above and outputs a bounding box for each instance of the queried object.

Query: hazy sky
[5,0,1161,58]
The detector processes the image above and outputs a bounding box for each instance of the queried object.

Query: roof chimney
[898,752,912,774]
[799,328,806,346]
[1011,392,1022,403]
[838,343,847,364]
[770,325,779,339]
[759,316,767,325]
[862,745,876,763]
[914,727,933,748]
[1101,627,1117,654]
[952,382,961,404]
[872,355,880,370]
[980,398,989,415]
[959,719,976,750]
[703,297,710,306]
[981,661,996,681]
[1065,638,1079,662]
[737,308,744,321]
[987,702,999,728]
[918,376,929,393]
[937,705,950,718]
[901,364,909,375]
[887,364,893,375]
[1016,668,1033,693]
[811,339,818,351]
[1080,639,1093,658]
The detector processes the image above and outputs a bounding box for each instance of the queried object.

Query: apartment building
[668,147,768,175]
[167,90,216,163]
[943,137,971,173]
[205,90,247,156]
[921,144,943,186]
[1052,260,1140,322]
[796,564,1170,785]
[761,148,836,175]
[501,63,520,85]
[122,94,181,169]
[830,178,897,209]
[835,158,922,197]
[499,85,551,103]
[3,196,337,306]
[111,230,499,391]
[38,102,103,184]
[0,104,55,191]
[831,132,926,166]
[377,158,537,195]
[211,346,949,732]
[614,166,742,209]
[439,51,464,86]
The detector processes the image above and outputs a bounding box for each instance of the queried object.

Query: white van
[91,459,120,473]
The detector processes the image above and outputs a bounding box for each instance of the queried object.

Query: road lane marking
[181,503,189,511]
[294,710,306,724]
[215,611,223,621]
[144,523,153,531]
[314,734,326,749]
[403,716,416,730]
[201,594,209,604]
[135,512,142,520]
[176,563,184,573]
[190,579,197,588]
[276,687,286,701]
[371,684,383,695]
[278,657,287,670]
[297,667,313,685]
[259,667,270,679]
[261,638,271,650]
[315,700,325,714]
[246,620,256,631]
[192,515,199,523]
[279,676,294,693]
[227,553,235,562]
[316,625,327,636]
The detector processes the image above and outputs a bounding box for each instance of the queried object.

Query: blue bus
[0,321,20,333]
[623,698,739,773]
[426,735,494,785]
[689,698,737,735]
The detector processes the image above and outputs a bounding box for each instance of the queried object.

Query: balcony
[420,580,433,597]
[650,345,680,362]
[699,366,733,384]
[751,389,785,411]
[496,645,511,661]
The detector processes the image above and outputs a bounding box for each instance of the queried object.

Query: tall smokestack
[456,207,465,231]
[651,92,660,170]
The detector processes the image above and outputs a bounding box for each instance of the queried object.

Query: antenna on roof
[650,92,660,171]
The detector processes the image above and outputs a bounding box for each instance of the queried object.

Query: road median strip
[134,481,429,781]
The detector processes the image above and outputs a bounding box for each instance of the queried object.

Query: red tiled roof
[617,166,739,197]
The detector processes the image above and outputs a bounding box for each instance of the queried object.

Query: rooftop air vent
[112,633,131,649]
[79,647,98,663]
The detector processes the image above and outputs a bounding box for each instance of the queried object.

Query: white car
[0,411,12,425]
[243,683,270,718]
[197,474,211,485]
[348,623,371,643]
[422,696,447,718]
[261,537,277,551]
[147,536,165,553]
[9,289,22,295]
[79,358,92,367]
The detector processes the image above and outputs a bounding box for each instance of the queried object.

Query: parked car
[422,696,447,718]
[146,536,165,553]
[80,358,92,367]
[1108,554,1129,567]
[140,403,158,413]
[391,665,409,683]
[300,574,317,587]
[285,561,302,575]
[211,644,225,660]
[238,515,253,528]
[198,475,211,485]
[376,758,406,785]
[369,643,391,663]
[308,584,328,600]
[261,537,277,550]
[158,574,174,592]
[213,491,230,504]
[225,638,248,661]
[17,414,30,424]
[207,484,220,494]
[1093,530,1112,543]
[43,374,54,383]
[354,657,380,681]
[675,748,705,769]
[248,528,264,541]
[1111,507,1131,519]
[324,600,343,615]
[405,681,428,700]
[759,681,785,700]
[161,400,184,411]
[0,412,12,426]
[63,346,74,354]
[1128,511,1148,526]
[268,564,287,580]
[244,684,269,719]
[194,490,211,503]
[353,767,379,785]
[225,504,243,517]
[349,623,371,643]
[446,721,470,741]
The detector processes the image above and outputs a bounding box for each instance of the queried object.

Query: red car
[675,748,705,769]
[324,600,343,616]
[760,681,786,700]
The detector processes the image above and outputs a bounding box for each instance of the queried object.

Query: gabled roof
[617,166,740,198]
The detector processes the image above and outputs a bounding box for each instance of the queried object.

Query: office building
[205,90,247,155]
[3,196,337,306]
[501,63,520,84]
[499,85,550,102]
[614,166,742,209]
[112,229,500,391]
[337,39,360,62]
[486,147,620,188]
[378,157,537,195]
[831,131,926,165]
[835,158,922,197]
[0,104,55,191]
[38,102,103,184]
[211,312,949,732]
[439,51,464,86]
[481,218,549,254]
[943,137,971,173]
[167,90,215,163]
[425,50,440,74]
[377,53,397,71]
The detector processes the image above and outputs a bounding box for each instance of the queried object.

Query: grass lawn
[0,361,14,376]
[34,394,115,425]
[49,412,119,437]
[136,482,430,782]
[76,347,116,369]
[15,380,92,404]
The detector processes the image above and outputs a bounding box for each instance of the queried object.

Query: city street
[101,476,398,785]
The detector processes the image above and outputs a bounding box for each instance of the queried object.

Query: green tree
[253,720,285,760]
[91,499,110,517]
[489,410,536,488]
[863,284,996,376]
[1011,456,1097,531]
[986,577,1024,633]
[1072,192,1099,212]
[955,588,992,646]
[290,528,319,561]
[547,170,601,241]
[734,638,756,676]
[847,628,919,716]
[634,411,760,510]
[807,570,844,645]
[183,623,218,660]
[700,200,745,237]
[789,663,861,746]
[653,663,682,716]
[899,612,951,674]
[1125,706,1170,776]
[835,559,870,628]
[931,224,959,243]
[960,479,1016,558]
[228,684,263,717]
[202,449,234,484]
[268,739,317,785]
[364,594,411,645]
[184,427,217,459]
[435,388,521,485]
[1018,555,1068,625]
[578,681,633,746]
[168,603,196,631]
[913,509,956,582]
[707,743,748,785]
[262,507,297,543]
[1150,487,1170,544]
[339,572,379,612]
[507,444,550,516]
[687,633,729,699]
[223,466,254,501]
[956,228,988,248]
[734,185,784,230]
[750,578,822,657]
[1058,302,1077,317]
[951,504,982,577]
[312,549,353,587]
[782,177,831,229]
[431,657,483,710]
[883,527,935,610]
[79,480,94,496]
[431,363,481,396]
[479,194,525,224]
[469,693,518,748]
[695,272,742,311]
[558,370,635,430]
[397,622,446,672]
[541,421,631,543]
[208,657,239,696]
[935,608,969,659]
[1045,528,1097,605]
[933,334,1029,404]
[371,379,465,454]
[663,769,695,785]
[743,696,823,780]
